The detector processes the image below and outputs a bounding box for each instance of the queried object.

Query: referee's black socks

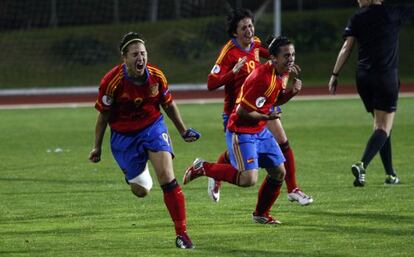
[361,129,388,169]
[380,135,397,176]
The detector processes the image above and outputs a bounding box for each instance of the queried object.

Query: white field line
[0,84,206,96]
[1,93,414,110]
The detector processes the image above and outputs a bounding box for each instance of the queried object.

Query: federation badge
[149,83,159,97]
[134,97,143,108]
[255,96,266,108]
[211,64,221,74]
[102,95,113,106]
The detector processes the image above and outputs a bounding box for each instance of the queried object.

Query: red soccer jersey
[227,61,289,134]
[207,37,269,115]
[95,63,172,133]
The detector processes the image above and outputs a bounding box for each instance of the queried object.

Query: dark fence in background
[0,0,413,88]
[3,0,410,31]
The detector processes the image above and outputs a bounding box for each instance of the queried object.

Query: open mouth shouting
[135,60,146,75]
[243,31,254,45]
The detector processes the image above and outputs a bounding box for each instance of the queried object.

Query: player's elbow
[236,106,252,119]
[207,84,216,91]
[207,74,222,91]
[207,80,218,91]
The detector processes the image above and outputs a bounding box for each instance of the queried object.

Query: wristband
[332,72,339,77]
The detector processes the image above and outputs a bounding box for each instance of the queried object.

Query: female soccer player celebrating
[89,32,200,249]
[206,8,312,205]
[184,36,301,224]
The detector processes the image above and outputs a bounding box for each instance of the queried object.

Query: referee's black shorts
[356,68,399,113]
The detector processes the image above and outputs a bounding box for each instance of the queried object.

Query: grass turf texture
[1,97,413,257]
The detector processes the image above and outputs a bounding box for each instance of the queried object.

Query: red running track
[0,84,413,105]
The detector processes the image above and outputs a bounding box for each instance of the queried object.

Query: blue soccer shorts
[222,113,229,132]
[110,115,174,181]
[225,127,285,171]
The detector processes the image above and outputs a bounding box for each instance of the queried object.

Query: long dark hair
[226,9,254,38]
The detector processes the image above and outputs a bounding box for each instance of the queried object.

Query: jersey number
[245,60,256,74]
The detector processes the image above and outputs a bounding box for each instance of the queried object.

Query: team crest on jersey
[102,95,113,106]
[149,83,159,97]
[211,64,221,74]
[254,48,260,62]
[255,96,266,108]
[134,97,143,108]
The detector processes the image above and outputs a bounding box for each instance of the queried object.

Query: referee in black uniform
[328,0,414,187]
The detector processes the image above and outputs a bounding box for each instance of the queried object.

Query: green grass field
[1,97,414,257]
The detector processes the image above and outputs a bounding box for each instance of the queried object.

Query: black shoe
[175,234,194,249]
[351,162,366,187]
[384,175,400,185]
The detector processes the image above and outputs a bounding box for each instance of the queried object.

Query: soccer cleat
[384,175,400,185]
[207,178,221,202]
[252,212,282,225]
[287,188,313,206]
[175,233,194,249]
[351,161,366,187]
[183,158,205,185]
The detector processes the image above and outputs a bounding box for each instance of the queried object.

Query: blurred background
[0,0,413,89]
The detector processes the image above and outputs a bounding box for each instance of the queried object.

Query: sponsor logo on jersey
[247,158,254,164]
[149,83,159,97]
[102,95,113,106]
[255,96,266,108]
[211,64,221,74]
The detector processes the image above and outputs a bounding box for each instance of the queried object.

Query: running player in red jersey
[89,32,200,249]
[207,9,312,205]
[183,36,301,224]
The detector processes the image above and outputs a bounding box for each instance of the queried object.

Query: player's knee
[276,167,286,181]
[127,164,153,198]
[374,126,391,136]
[279,168,286,179]
[130,184,150,198]
[238,169,258,187]
[265,165,285,182]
